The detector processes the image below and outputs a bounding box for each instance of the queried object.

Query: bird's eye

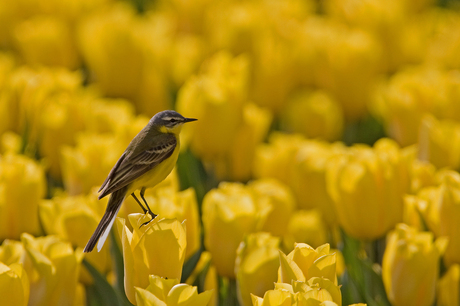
[170,118,177,123]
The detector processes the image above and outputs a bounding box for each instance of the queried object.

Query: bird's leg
[139,188,157,228]
[131,193,147,214]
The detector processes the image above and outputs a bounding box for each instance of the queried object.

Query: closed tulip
[326,138,411,240]
[20,233,84,306]
[116,216,187,304]
[382,223,447,306]
[0,154,45,240]
[202,182,258,278]
[39,192,111,284]
[284,209,328,249]
[0,262,29,306]
[235,232,281,306]
[437,264,459,306]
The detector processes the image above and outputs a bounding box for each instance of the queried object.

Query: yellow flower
[78,3,172,115]
[135,275,214,306]
[116,216,187,304]
[14,16,80,69]
[437,264,459,306]
[278,243,337,285]
[61,133,126,195]
[248,178,295,237]
[0,239,25,265]
[280,90,343,141]
[326,138,411,240]
[39,191,111,284]
[123,187,200,260]
[252,278,341,306]
[20,233,84,306]
[284,209,328,250]
[176,51,249,158]
[418,114,460,170]
[0,262,29,306]
[254,133,307,185]
[220,102,272,181]
[185,251,218,306]
[413,171,460,266]
[235,232,281,306]
[0,154,45,240]
[202,182,258,278]
[382,224,447,306]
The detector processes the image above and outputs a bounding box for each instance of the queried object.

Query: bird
[83,110,197,253]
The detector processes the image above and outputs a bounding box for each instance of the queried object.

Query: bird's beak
[184,117,198,122]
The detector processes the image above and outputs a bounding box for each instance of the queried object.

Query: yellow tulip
[176,51,249,158]
[280,90,343,141]
[185,251,218,306]
[61,133,126,195]
[326,138,411,240]
[123,187,200,260]
[0,262,29,306]
[0,239,25,265]
[252,278,341,306]
[116,216,187,304]
[39,192,111,284]
[284,209,328,250]
[14,16,79,69]
[254,133,307,185]
[235,232,281,306]
[78,3,172,115]
[418,114,460,170]
[20,233,84,306]
[202,182,258,278]
[278,243,337,285]
[0,154,45,240]
[135,275,214,306]
[437,264,459,306]
[248,178,295,237]
[382,223,447,306]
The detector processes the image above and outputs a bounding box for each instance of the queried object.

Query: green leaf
[83,258,132,306]
[181,247,203,283]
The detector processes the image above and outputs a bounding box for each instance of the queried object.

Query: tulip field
[1,0,460,305]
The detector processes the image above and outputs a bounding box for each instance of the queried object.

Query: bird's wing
[98,133,177,199]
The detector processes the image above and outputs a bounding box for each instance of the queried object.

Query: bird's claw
[139,210,157,228]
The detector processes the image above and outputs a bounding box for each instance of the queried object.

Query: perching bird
[83,110,197,253]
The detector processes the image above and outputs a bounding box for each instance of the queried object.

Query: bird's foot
[139,210,157,228]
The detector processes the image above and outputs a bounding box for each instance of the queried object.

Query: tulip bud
[437,264,459,306]
[116,216,187,304]
[382,224,447,306]
[0,262,29,306]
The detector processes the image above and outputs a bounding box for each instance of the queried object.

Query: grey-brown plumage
[83,110,197,253]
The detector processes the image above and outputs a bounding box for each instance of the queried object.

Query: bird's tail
[83,187,127,253]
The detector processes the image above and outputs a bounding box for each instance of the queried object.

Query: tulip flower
[135,275,213,306]
[14,16,80,69]
[382,223,447,306]
[248,178,295,237]
[284,209,328,249]
[326,138,411,240]
[252,277,341,306]
[278,243,338,285]
[437,264,459,306]
[185,251,218,306]
[39,192,111,284]
[202,182,258,278]
[0,154,45,240]
[0,262,29,306]
[235,232,281,306]
[280,89,343,141]
[116,216,187,304]
[20,233,84,306]
[418,114,460,171]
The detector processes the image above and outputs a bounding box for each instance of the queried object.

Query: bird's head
[151,110,197,134]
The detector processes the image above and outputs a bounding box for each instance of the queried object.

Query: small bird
[83,110,197,253]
